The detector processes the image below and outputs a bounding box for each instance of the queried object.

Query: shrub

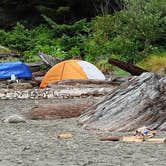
[137,53,166,74]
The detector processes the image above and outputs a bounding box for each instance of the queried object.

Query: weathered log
[108,75,133,83]
[48,79,120,88]
[25,101,96,120]
[79,72,166,131]
[0,52,20,58]
[108,58,148,75]
[0,86,115,99]
[32,71,46,77]
[146,138,166,143]
[38,51,62,67]
[121,136,144,142]
[26,62,44,72]
[100,136,166,143]
[100,136,120,141]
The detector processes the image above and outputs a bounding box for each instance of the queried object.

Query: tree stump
[79,73,166,131]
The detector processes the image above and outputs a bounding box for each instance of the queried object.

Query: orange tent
[40,60,105,88]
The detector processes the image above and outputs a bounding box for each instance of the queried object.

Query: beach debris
[135,126,156,138]
[100,135,166,143]
[100,127,165,143]
[146,138,166,143]
[121,136,144,142]
[100,136,121,141]
[100,135,144,142]
[57,133,73,139]
[2,115,26,123]
[22,146,31,152]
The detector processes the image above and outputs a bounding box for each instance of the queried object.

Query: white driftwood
[0,86,115,100]
[79,72,166,131]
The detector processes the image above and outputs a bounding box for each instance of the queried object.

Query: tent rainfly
[0,61,32,79]
[40,60,105,88]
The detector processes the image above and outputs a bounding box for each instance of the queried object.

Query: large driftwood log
[108,58,147,75]
[79,72,166,131]
[25,101,96,120]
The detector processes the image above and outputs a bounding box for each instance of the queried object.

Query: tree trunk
[79,72,166,131]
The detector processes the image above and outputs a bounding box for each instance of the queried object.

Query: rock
[2,115,26,123]
[79,72,166,131]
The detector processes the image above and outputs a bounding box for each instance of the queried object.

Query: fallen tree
[108,58,148,75]
[79,72,166,131]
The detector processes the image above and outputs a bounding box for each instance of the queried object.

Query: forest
[0,0,166,75]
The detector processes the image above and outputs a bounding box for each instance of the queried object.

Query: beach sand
[0,99,166,166]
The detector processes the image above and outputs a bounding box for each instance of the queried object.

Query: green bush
[137,53,166,74]
[0,0,165,66]
[111,0,166,61]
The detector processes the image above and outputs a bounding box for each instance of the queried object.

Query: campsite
[0,53,166,166]
[0,0,166,165]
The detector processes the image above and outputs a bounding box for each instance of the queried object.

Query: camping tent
[40,59,105,88]
[0,61,32,79]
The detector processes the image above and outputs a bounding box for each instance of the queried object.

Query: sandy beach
[0,99,166,166]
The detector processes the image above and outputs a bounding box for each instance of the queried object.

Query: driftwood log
[48,79,120,88]
[108,58,147,75]
[0,52,20,58]
[25,101,96,120]
[79,72,166,131]
[38,51,63,67]
[100,136,166,143]
[0,86,115,99]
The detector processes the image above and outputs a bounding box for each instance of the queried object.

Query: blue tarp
[0,61,32,79]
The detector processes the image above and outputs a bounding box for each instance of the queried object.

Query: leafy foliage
[0,0,165,73]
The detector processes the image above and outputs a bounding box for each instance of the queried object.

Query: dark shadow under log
[79,73,166,131]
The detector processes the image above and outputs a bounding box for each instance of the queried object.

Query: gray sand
[0,99,166,166]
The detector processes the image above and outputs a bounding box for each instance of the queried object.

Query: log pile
[79,72,166,131]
